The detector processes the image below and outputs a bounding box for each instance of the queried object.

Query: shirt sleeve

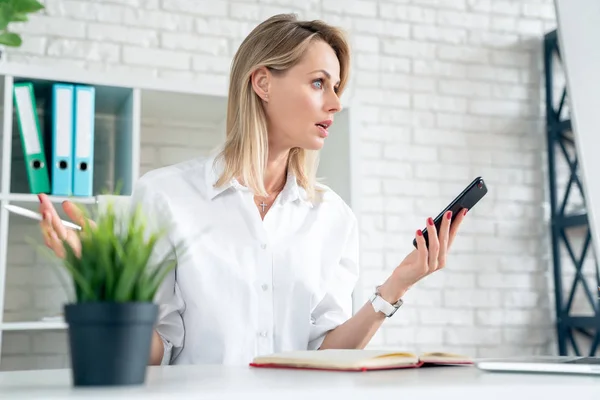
[154,269,185,365]
[307,210,360,350]
[129,175,186,365]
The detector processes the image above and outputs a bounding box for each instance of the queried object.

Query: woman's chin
[288,136,326,151]
[304,137,326,150]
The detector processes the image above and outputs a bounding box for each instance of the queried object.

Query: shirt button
[258,331,268,338]
[260,243,267,249]
[261,284,269,291]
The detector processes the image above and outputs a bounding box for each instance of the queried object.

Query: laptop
[476,356,600,376]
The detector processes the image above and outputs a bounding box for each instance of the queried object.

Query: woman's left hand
[378,208,468,302]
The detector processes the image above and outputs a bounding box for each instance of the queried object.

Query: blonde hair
[214,13,350,202]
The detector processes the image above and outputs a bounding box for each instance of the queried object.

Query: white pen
[4,204,82,231]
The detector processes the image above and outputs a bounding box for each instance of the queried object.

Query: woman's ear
[251,66,270,102]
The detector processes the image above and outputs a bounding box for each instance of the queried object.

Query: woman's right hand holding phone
[38,193,95,259]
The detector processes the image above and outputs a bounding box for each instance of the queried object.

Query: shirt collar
[279,170,310,206]
[205,155,311,207]
[204,154,238,199]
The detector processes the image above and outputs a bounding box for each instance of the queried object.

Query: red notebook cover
[249,361,426,372]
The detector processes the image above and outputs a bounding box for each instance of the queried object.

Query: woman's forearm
[319,282,408,350]
[148,330,165,365]
[318,301,387,349]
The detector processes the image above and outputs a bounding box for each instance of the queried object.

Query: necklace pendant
[259,201,268,213]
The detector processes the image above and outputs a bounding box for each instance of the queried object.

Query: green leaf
[97,224,114,300]
[139,259,176,301]
[11,0,44,14]
[63,240,96,302]
[12,13,27,22]
[0,5,12,31]
[113,230,146,302]
[0,31,21,47]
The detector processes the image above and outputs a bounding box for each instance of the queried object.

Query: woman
[38,14,467,366]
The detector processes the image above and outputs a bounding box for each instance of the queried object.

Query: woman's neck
[263,150,289,194]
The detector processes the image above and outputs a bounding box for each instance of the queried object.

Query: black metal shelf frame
[543,29,600,356]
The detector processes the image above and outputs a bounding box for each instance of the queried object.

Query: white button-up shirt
[129,154,360,366]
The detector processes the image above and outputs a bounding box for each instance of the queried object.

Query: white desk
[0,364,597,399]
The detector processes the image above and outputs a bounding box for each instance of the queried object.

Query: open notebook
[250,349,473,372]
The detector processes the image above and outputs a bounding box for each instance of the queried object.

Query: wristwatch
[369,286,403,317]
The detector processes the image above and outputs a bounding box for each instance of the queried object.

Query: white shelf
[0,62,227,102]
[0,193,97,204]
[1,320,67,331]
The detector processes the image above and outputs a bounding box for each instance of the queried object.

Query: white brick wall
[3,0,589,370]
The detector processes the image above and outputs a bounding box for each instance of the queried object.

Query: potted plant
[56,199,180,387]
[0,0,45,49]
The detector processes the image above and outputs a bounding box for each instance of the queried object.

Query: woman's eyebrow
[308,69,331,79]
[308,69,340,85]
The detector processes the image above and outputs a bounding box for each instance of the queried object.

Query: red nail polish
[463,209,468,216]
[427,217,433,225]
[447,211,452,220]
[417,229,423,236]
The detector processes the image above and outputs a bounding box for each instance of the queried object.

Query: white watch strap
[371,294,398,317]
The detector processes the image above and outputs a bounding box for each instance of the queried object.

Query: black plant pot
[64,302,158,387]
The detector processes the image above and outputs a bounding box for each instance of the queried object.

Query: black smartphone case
[413,177,488,249]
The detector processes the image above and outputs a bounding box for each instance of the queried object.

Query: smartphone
[413,176,488,249]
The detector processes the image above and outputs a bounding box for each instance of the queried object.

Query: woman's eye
[312,79,323,89]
